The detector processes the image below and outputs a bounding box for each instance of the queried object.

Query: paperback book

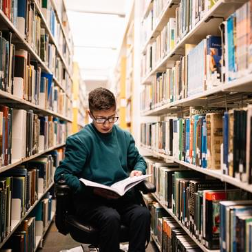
[80,174,151,196]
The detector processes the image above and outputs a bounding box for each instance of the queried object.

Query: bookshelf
[0,182,54,249]
[72,62,87,133]
[138,0,252,251]
[0,0,73,250]
[112,1,135,132]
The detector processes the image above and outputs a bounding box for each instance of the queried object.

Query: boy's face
[89,107,117,134]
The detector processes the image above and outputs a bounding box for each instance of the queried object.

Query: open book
[80,174,151,196]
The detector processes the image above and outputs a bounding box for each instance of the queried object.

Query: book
[80,174,151,197]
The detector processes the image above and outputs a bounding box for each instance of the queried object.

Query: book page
[111,174,151,194]
[80,174,151,196]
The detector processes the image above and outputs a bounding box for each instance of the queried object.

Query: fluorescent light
[82,75,108,81]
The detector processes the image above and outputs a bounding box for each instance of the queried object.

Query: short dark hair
[88,87,116,112]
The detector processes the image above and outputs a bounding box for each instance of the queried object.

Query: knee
[102,209,120,226]
[133,207,151,223]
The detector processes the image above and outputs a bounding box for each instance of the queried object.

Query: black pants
[74,192,151,252]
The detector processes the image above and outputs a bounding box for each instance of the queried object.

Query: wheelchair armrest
[136,180,156,194]
[55,179,72,235]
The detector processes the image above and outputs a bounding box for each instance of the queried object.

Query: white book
[13,77,24,98]
[80,174,151,197]
[11,109,27,162]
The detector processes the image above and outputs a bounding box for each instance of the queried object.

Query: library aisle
[38,222,159,252]
[2,0,252,251]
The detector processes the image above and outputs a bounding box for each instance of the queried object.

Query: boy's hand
[93,188,120,199]
[130,170,143,177]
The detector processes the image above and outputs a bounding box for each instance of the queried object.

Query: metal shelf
[0,10,72,91]
[141,0,247,84]
[33,0,73,78]
[141,0,153,23]
[0,90,72,122]
[141,73,252,116]
[141,0,178,54]
[151,193,219,252]
[35,211,55,251]
[0,183,54,249]
[0,143,65,173]
[141,146,252,194]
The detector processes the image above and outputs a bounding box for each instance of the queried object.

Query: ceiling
[64,0,132,91]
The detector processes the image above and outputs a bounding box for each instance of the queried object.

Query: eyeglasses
[91,112,119,124]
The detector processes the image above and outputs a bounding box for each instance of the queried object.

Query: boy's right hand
[93,188,120,199]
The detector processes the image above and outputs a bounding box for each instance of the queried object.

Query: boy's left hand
[130,170,142,177]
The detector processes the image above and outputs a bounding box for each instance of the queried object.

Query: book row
[0,106,70,166]
[0,150,62,244]
[2,192,55,251]
[141,34,222,110]
[145,157,252,250]
[0,0,72,71]
[141,0,219,52]
[0,32,72,112]
[141,105,252,181]
[141,0,252,106]
[150,202,202,251]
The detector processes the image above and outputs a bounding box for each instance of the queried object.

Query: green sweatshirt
[54,123,147,194]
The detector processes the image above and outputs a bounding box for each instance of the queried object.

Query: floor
[38,222,160,252]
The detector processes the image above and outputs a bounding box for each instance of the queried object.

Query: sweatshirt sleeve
[54,134,88,193]
[127,133,147,174]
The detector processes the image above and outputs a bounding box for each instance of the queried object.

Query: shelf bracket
[170,53,183,58]
[169,3,179,8]
[204,16,224,23]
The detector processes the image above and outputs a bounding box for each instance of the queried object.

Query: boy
[54,87,150,252]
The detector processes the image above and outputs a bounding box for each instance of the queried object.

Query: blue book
[193,115,199,165]
[49,150,59,167]
[12,177,26,217]
[201,117,207,168]
[17,0,27,37]
[41,72,53,110]
[12,0,18,27]
[230,206,252,252]
[32,201,43,221]
[227,14,236,81]
[185,119,190,163]
[206,35,222,87]
[220,201,252,252]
